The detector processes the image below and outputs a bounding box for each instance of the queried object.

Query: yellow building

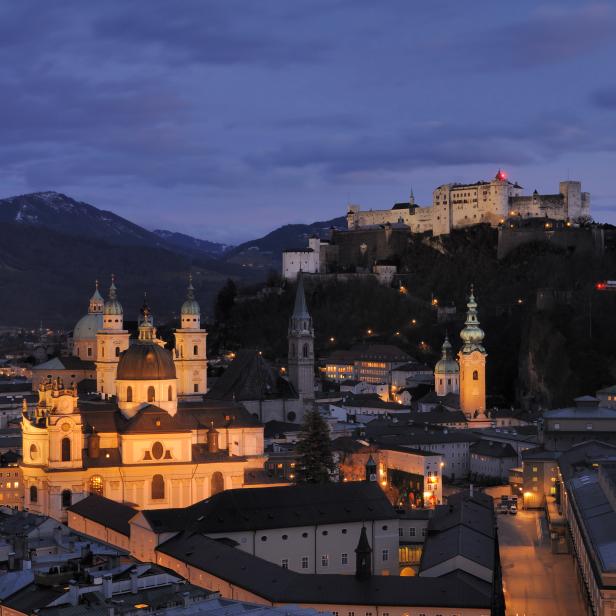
[458,286,487,420]
[21,281,266,523]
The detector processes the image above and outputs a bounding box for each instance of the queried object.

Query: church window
[101,347,105,358]
[152,474,165,500]
[30,485,38,503]
[303,343,309,358]
[30,444,38,461]
[126,386,133,402]
[61,489,72,508]
[61,437,71,462]
[147,386,155,402]
[152,441,164,460]
[87,347,92,357]
[193,345,198,356]
[472,370,479,381]
[168,385,173,401]
[211,471,224,496]
[89,475,103,496]
[194,383,199,393]
[115,346,120,357]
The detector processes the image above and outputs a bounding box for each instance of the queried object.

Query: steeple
[409,186,415,206]
[355,526,372,580]
[103,274,123,317]
[88,280,104,314]
[434,332,459,396]
[460,285,485,354]
[138,293,156,341]
[365,455,377,482]
[180,273,201,327]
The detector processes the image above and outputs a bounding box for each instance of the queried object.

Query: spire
[88,280,104,314]
[409,186,415,206]
[355,526,372,580]
[181,272,201,316]
[138,292,155,341]
[293,272,310,320]
[460,284,485,353]
[365,455,377,482]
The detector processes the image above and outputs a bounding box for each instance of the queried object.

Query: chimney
[130,568,139,594]
[102,574,113,600]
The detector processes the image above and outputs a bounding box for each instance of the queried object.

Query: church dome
[117,343,176,380]
[459,286,485,353]
[434,335,459,374]
[73,313,104,341]
[180,275,200,315]
[104,277,123,315]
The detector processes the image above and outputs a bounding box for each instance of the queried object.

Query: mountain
[224,216,346,270]
[153,229,231,258]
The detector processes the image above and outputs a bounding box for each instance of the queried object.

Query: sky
[2,1,616,244]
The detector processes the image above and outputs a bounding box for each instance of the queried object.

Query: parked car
[509,504,518,515]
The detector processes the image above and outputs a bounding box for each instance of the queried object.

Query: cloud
[591,86,616,109]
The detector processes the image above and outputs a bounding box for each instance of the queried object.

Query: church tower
[458,285,487,416]
[434,333,459,397]
[174,275,208,396]
[288,274,315,400]
[96,276,130,396]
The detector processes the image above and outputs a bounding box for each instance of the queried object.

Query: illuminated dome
[73,313,103,341]
[103,277,123,316]
[181,275,200,315]
[459,286,485,353]
[434,334,459,374]
[117,343,176,380]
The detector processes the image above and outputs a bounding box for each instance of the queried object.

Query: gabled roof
[470,440,517,459]
[184,482,397,534]
[117,406,190,434]
[205,350,298,402]
[32,355,95,372]
[68,494,136,536]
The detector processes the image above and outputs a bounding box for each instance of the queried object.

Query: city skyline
[1,1,616,243]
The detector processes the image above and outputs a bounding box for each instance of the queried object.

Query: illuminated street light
[367,329,372,335]
[329,336,335,342]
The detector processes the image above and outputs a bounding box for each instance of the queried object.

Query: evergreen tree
[295,409,335,484]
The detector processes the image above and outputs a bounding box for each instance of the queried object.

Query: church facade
[21,277,267,522]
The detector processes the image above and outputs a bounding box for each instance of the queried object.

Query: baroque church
[21,275,316,522]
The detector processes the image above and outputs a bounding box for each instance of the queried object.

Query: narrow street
[497,508,586,616]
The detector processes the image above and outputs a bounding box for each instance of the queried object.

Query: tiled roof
[67,494,136,536]
[470,440,518,459]
[117,406,190,434]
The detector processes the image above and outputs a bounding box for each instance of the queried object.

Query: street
[497,508,586,616]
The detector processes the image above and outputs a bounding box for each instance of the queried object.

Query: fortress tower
[458,286,487,416]
[95,276,130,396]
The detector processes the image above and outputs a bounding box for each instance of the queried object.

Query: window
[473,370,479,381]
[152,442,164,460]
[168,385,173,401]
[301,556,309,569]
[586,423,593,430]
[193,345,198,356]
[126,386,133,402]
[30,444,38,461]
[554,423,560,430]
[381,549,389,561]
[147,386,155,402]
[30,485,38,503]
[152,474,165,499]
[281,559,288,569]
[261,536,268,542]
[341,553,348,565]
[61,437,71,462]
[321,555,329,567]
[421,527,427,537]
[398,528,403,537]
[61,489,72,508]
[211,471,224,496]
[303,343,309,358]
[194,384,199,393]
[409,527,416,537]
[89,475,103,496]
[115,346,120,357]
[87,347,92,357]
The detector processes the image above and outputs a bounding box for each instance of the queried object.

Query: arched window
[115,346,120,357]
[152,441,164,460]
[147,386,155,402]
[167,385,173,401]
[152,474,165,500]
[30,444,38,461]
[473,370,479,381]
[89,475,103,496]
[211,471,224,496]
[61,489,72,508]
[302,343,309,358]
[193,345,198,356]
[126,386,133,402]
[61,437,71,462]
[30,485,38,503]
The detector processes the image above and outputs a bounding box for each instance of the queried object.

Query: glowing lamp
[496,169,507,181]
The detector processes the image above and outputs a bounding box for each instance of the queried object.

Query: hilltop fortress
[347,170,590,236]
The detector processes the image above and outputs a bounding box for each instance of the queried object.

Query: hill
[152,229,231,258]
[224,216,346,270]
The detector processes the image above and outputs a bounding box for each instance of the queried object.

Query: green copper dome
[434,334,459,374]
[459,286,485,353]
[103,276,123,316]
[181,275,200,315]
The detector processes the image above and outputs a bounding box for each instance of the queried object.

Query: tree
[295,409,336,484]
[214,278,237,324]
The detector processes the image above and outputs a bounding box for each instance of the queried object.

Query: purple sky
[2,1,616,243]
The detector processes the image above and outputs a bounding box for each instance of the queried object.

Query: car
[497,503,509,514]
[508,505,518,515]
